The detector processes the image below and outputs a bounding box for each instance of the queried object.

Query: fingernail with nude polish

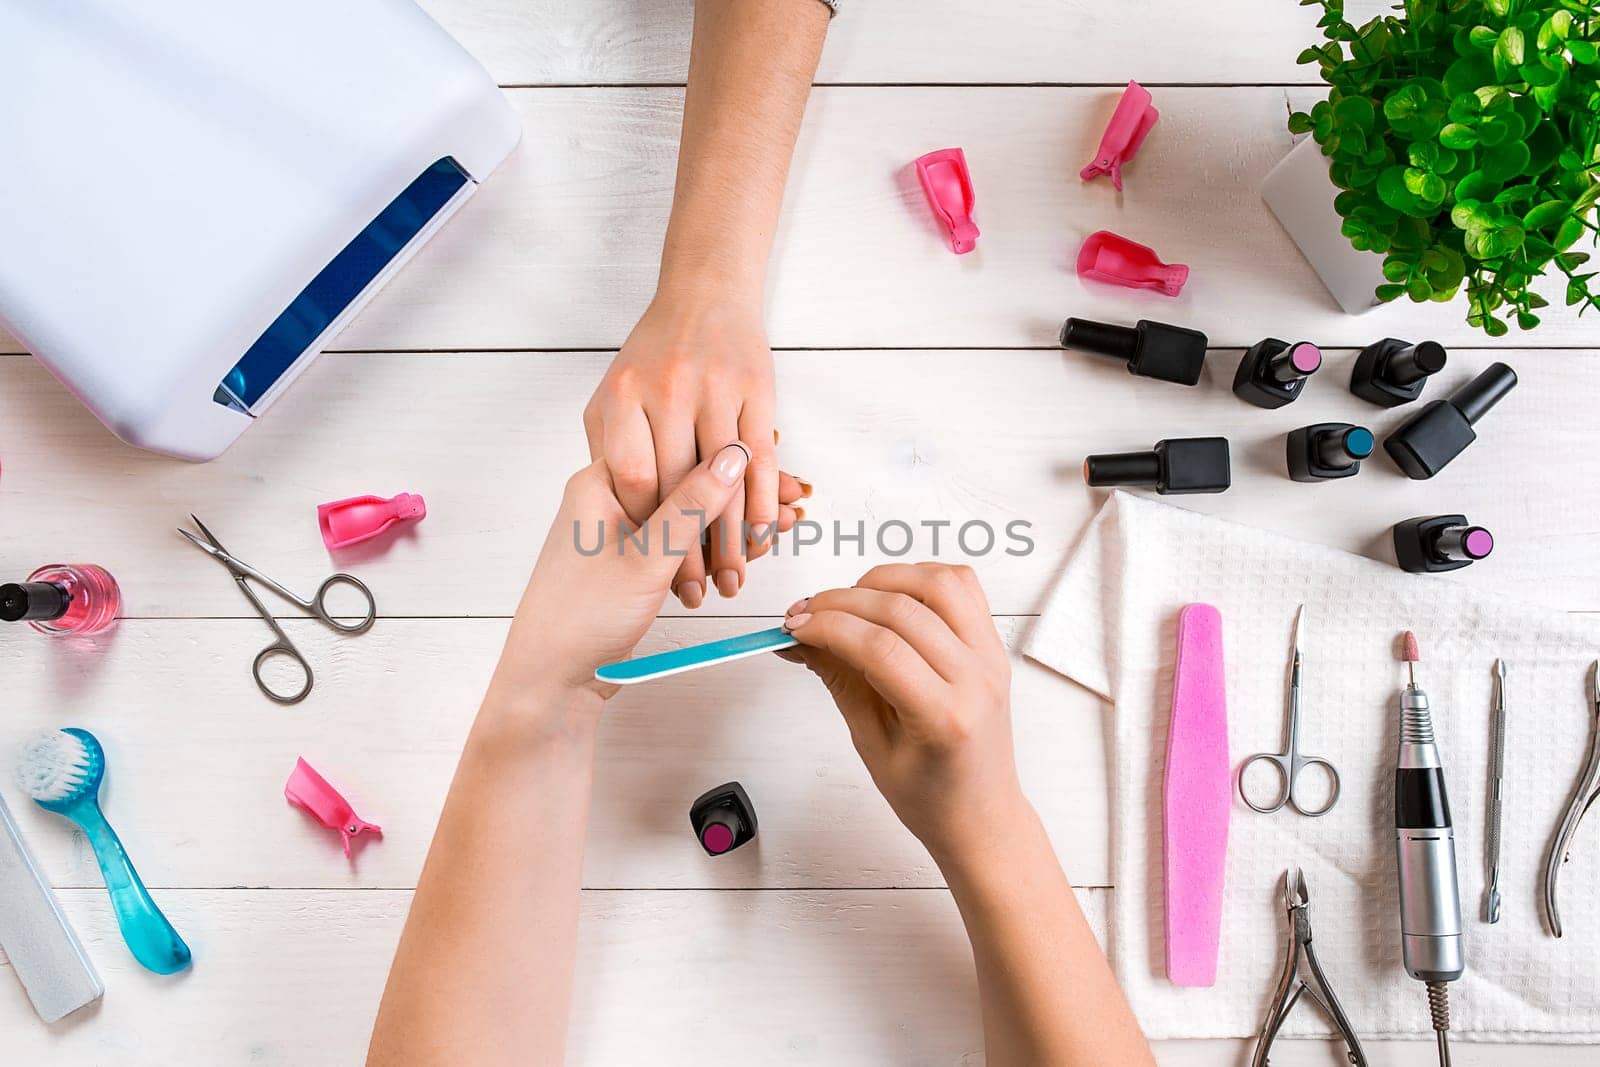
[676,581,704,609]
[797,480,813,498]
[715,569,740,598]
[786,597,811,617]
[783,612,812,632]
[712,442,751,486]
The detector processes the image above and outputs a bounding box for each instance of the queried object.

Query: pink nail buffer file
[1163,603,1230,986]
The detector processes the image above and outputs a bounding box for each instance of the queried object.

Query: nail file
[1163,603,1230,987]
[595,627,798,686]
[0,792,103,1022]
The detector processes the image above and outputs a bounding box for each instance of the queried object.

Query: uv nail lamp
[0,2,521,460]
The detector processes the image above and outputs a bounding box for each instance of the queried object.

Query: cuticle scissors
[178,515,377,704]
[1239,604,1342,817]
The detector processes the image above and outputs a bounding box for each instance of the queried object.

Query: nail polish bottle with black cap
[1286,423,1375,481]
[1084,437,1231,495]
[1233,339,1322,408]
[1393,515,1494,573]
[1350,338,1447,407]
[1384,362,1517,479]
[1060,317,1207,386]
[690,782,757,856]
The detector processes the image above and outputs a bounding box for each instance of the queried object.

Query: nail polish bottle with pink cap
[1233,338,1322,409]
[690,782,757,856]
[0,564,120,635]
[1393,515,1494,573]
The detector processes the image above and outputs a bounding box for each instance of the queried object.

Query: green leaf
[1383,257,1412,282]
[1440,123,1480,149]
[1517,310,1542,329]
[1469,25,1499,50]
[1444,55,1497,98]
[1494,182,1539,206]
[1486,0,1511,15]
[1454,171,1500,202]
[1481,141,1532,181]
[1494,28,1527,81]
[1524,122,1563,176]
[1378,166,1422,214]
[1520,60,1563,86]
[1556,215,1587,249]
[1570,41,1599,65]
[1334,96,1376,132]
[1557,252,1592,270]
[1407,275,1435,301]
[1537,10,1574,49]
[1288,112,1315,134]
[1575,183,1600,213]
[1376,283,1406,302]
[1524,200,1572,229]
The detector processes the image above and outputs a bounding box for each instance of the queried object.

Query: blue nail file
[595,627,798,685]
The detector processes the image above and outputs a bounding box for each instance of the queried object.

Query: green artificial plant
[1290,0,1600,333]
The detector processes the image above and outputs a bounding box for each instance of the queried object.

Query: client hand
[486,441,754,721]
[779,563,1025,865]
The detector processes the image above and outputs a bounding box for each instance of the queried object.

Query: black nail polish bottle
[1350,338,1447,407]
[1060,317,1207,386]
[1233,339,1322,408]
[1384,362,1517,479]
[1084,437,1231,495]
[1393,515,1494,573]
[1286,423,1375,482]
[690,782,757,856]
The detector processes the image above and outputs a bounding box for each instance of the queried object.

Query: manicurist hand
[779,562,1027,865]
[782,562,1156,1067]
[584,292,786,609]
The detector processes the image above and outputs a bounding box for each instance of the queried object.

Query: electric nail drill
[1384,362,1517,479]
[1084,437,1231,495]
[1394,632,1463,1066]
[1285,423,1374,481]
[1233,339,1321,409]
[1059,317,1208,386]
[1351,338,1448,407]
[1393,515,1494,574]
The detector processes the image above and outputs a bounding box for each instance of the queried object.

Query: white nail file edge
[0,792,103,1023]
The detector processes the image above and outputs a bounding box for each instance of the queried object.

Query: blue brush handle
[70,802,191,975]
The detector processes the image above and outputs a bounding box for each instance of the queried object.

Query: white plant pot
[1261,136,1387,315]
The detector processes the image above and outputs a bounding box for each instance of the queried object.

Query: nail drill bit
[1395,631,1463,1067]
[1485,660,1506,924]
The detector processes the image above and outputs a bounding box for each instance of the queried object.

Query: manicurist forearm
[584,0,827,606]
[658,0,830,300]
[941,812,1156,1067]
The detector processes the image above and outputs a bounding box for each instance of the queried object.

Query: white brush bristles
[16,730,92,804]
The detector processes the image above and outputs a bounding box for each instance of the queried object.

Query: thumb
[636,441,749,584]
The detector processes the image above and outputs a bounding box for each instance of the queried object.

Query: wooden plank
[1,348,1595,619]
[0,617,1111,890]
[5,84,1594,357]
[414,0,1381,87]
[1,887,1588,1065]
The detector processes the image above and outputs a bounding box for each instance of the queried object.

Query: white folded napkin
[1025,491,1600,1042]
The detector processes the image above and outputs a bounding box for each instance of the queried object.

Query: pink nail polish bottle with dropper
[0,564,121,635]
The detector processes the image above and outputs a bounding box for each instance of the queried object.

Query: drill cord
[1426,981,1452,1067]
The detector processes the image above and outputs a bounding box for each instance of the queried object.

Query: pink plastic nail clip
[285,758,381,857]
[1077,231,1189,297]
[317,492,426,551]
[914,148,980,254]
[1080,81,1159,191]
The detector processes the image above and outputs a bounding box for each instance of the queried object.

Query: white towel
[1025,491,1600,1042]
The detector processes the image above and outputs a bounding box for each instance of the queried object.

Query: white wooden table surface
[2,2,1595,1064]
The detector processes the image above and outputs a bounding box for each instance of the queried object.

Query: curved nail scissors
[1239,604,1342,817]
[179,515,376,704]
